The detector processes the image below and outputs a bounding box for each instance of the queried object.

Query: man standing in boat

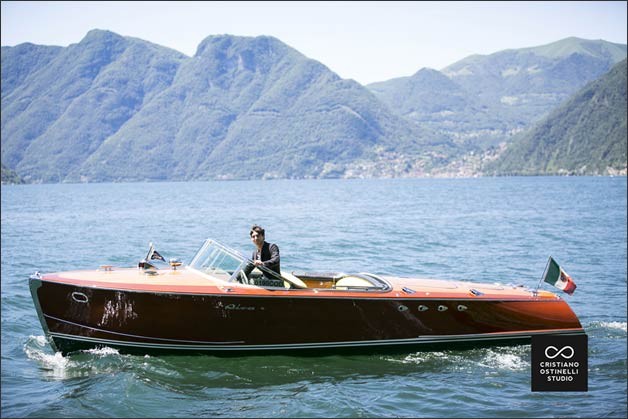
[243,225,283,286]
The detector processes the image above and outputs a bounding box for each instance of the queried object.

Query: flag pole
[535,256,552,296]
[145,242,155,261]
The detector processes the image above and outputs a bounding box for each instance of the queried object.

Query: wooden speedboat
[29,239,584,355]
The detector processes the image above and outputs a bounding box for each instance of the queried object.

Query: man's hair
[250,225,265,237]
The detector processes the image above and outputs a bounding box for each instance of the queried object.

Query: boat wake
[478,348,529,371]
[81,346,122,356]
[383,345,529,371]
[24,335,74,379]
[24,335,129,380]
[597,321,627,332]
[586,320,627,334]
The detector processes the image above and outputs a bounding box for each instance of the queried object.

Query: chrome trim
[34,278,560,302]
[43,314,244,344]
[71,292,89,303]
[48,328,587,353]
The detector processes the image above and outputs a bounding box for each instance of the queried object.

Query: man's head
[250,225,265,247]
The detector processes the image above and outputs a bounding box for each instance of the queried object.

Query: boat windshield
[187,239,389,291]
[188,239,246,280]
[188,239,305,288]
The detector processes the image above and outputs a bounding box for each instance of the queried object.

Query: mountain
[1,43,63,100]
[1,163,24,184]
[74,35,450,181]
[1,30,451,182]
[2,30,187,182]
[485,59,627,176]
[368,38,627,151]
[2,32,626,182]
[368,68,501,149]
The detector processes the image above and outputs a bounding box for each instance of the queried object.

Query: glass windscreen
[188,239,287,286]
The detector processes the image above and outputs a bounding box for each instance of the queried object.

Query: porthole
[71,292,88,303]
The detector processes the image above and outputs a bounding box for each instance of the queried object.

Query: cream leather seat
[281,271,308,289]
[335,275,374,289]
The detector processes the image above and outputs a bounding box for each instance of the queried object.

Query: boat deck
[40,266,560,300]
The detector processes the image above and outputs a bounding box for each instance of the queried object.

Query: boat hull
[30,277,584,355]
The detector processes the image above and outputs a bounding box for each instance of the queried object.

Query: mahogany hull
[30,277,584,355]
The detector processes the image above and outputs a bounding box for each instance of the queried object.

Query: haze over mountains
[485,58,627,175]
[368,37,626,149]
[1,30,626,183]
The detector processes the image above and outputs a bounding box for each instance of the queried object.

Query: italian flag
[543,257,577,295]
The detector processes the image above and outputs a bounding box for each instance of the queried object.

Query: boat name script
[224,303,256,311]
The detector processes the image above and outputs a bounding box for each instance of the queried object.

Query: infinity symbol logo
[545,345,575,359]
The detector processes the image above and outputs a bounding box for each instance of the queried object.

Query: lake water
[1,177,626,418]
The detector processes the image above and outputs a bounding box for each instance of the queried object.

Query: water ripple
[2,177,626,418]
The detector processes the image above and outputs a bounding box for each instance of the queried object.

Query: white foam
[24,336,127,379]
[600,321,627,332]
[385,347,528,371]
[33,335,48,346]
[24,337,74,379]
[81,346,120,356]
[26,348,70,369]
[385,351,459,365]
[479,349,528,371]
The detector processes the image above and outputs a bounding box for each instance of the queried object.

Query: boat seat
[281,271,308,289]
[335,275,374,289]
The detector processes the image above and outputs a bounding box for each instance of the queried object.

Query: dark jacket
[251,241,281,274]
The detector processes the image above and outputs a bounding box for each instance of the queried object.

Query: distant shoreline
[3,173,626,186]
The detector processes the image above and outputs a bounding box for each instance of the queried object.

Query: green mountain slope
[1,43,63,100]
[443,37,626,107]
[77,35,452,181]
[368,68,503,150]
[2,30,187,182]
[1,163,24,184]
[2,32,451,182]
[2,32,626,182]
[369,37,626,151]
[485,59,627,175]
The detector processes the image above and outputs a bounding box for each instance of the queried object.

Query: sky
[1,1,626,85]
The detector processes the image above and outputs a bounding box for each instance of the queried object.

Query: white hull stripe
[44,314,245,344]
[48,329,584,352]
[45,314,583,349]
